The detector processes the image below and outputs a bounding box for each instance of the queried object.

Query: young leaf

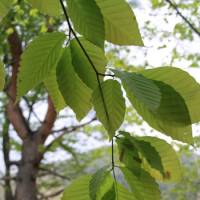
[89,167,113,200]
[0,61,5,90]
[27,0,61,16]
[70,38,107,90]
[92,80,126,139]
[139,136,182,182]
[121,167,161,200]
[95,0,143,46]
[141,67,200,123]
[61,175,91,200]
[57,48,92,121]
[44,69,66,112]
[67,0,105,48]
[17,32,65,99]
[0,0,12,21]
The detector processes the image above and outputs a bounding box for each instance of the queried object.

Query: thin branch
[8,161,21,166]
[111,139,115,169]
[165,0,200,37]
[111,139,118,198]
[52,116,96,133]
[39,167,71,180]
[38,189,64,200]
[44,117,96,152]
[23,97,42,123]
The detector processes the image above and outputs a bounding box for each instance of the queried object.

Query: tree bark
[15,136,40,200]
[3,118,14,200]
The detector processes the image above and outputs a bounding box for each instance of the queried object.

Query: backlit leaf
[61,175,91,200]
[121,167,161,200]
[89,167,113,200]
[44,69,66,112]
[113,70,161,111]
[70,38,107,90]
[141,67,200,123]
[67,0,105,48]
[119,132,164,176]
[114,70,193,144]
[95,0,143,46]
[92,80,126,139]
[17,32,65,99]
[57,48,92,120]
[139,136,182,182]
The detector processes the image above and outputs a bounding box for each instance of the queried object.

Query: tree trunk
[3,118,14,200]
[15,136,40,200]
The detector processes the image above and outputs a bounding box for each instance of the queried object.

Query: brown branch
[165,0,200,37]
[5,30,31,140]
[37,97,57,144]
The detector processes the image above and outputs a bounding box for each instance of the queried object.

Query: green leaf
[27,0,61,16]
[139,136,182,182]
[102,184,116,200]
[141,67,200,123]
[134,139,164,175]
[119,132,164,176]
[62,175,137,200]
[114,70,193,144]
[44,69,66,112]
[67,0,105,48]
[89,167,113,200]
[116,135,142,169]
[70,38,107,90]
[113,70,161,111]
[61,175,91,200]
[121,167,161,200]
[17,32,65,99]
[95,0,143,46]
[0,61,5,90]
[92,80,126,139]
[0,0,12,21]
[133,83,192,143]
[57,48,92,120]
[117,184,137,200]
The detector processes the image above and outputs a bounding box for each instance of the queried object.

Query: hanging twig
[44,117,96,152]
